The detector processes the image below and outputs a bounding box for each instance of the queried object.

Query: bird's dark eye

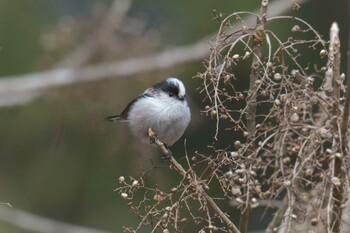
[168,92,174,97]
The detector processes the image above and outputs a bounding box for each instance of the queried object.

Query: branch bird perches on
[148,128,241,233]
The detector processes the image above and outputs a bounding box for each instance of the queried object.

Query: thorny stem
[148,128,241,233]
[329,22,343,233]
[240,1,268,232]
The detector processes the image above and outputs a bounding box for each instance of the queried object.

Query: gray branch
[0,0,308,107]
[0,205,113,233]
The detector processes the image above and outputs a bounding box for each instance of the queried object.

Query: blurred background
[0,0,348,232]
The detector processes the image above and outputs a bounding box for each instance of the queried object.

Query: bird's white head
[151,77,187,101]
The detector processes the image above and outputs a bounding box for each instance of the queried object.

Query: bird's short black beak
[178,96,185,101]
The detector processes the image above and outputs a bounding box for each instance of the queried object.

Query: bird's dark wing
[105,115,124,122]
[106,93,152,122]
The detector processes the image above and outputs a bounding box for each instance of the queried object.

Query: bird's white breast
[127,95,191,146]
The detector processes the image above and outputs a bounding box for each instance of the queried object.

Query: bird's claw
[162,145,172,160]
[162,145,173,160]
[148,128,172,160]
[149,137,156,145]
[148,128,158,144]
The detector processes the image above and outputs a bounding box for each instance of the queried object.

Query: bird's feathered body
[106,78,191,146]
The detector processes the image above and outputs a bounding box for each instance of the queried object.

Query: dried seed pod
[332,177,341,186]
[242,25,249,34]
[234,140,242,148]
[208,225,218,231]
[225,170,234,178]
[220,114,228,120]
[319,49,327,58]
[283,157,291,164]
[230,151,239,159]
[311,218,318,226]
[250,171,257,177]
[235,169,245,174]
[132,180,139,187]
[326,148,333,154]
[254,185,262,193]
[274,99,281,105]
[118,176,125,183]
[238,178,246,184]
[305,168,313,176]
[153,194,164,202]
[231,187,242,196]
[291,69,299,78]
[243,51,250,60]
[290,113,299,123]
[210,110,217,118]
[251,198,259,208]
[274,73,282,81]
[283,180,291,187]
[291,25,300,32]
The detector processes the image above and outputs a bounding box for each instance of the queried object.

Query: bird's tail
[106,115,125,122]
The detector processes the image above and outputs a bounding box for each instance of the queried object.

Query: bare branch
[0,205,112,233]
[0,41,209,107]
[148,128,241,233]
[56,0,133,67]
[326,22,343,233]
[0,0,309,107]
[239,1,268,232]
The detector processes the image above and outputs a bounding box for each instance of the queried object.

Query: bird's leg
[162,144,172,160]
[149,134,157,145]
[148,128,158,145]
[148,128,173,160]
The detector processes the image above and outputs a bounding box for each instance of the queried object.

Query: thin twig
[148,128,241,233]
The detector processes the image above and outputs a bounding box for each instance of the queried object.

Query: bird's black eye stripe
[153,80,180,97]
[167,85,179,98]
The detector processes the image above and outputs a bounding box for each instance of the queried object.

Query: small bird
[106,77,191,148]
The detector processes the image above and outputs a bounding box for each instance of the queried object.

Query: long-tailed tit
[106,77,191,147]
